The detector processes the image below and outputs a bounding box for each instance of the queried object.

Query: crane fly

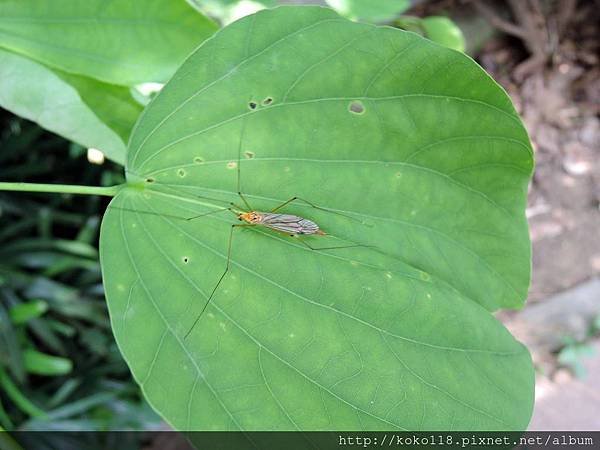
[237,210,325,236]
[181,190,368,339]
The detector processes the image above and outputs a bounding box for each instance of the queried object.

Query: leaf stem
[0,182,122,197]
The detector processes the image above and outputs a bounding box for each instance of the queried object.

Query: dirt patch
[467,0,600,302]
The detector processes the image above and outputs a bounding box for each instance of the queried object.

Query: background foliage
[0,112,162,437]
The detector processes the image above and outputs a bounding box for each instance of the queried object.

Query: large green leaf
[58,72,143,146]
[100,6,534,430]
[0,0,217,86]
[0,48,139,164]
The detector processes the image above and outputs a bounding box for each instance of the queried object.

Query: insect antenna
[153,183,231,204]
[296,238,374,251]
[234,115,257,212]
[106,204,232,222]
[116,169,239,220]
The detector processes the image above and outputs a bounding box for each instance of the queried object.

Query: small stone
[553,368,573,384]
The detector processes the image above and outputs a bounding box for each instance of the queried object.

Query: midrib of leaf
[120,196,521,429]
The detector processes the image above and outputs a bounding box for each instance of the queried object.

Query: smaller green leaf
[188,0,276,24]
[0,0,218,86]
[421,16,466,53]
[23,349,73,376]
[58,72,143,146]
[396,15,465,52]
[8,300,48,325]
[0,49,129,164]
[326,0,410,22]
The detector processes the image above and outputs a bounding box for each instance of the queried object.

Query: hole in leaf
[193,156,204,164]
[248,101,257,110]
[182,256,189,264]
[146,177,155,183]
[349,100,365,114]
[262,97,273,106]
[244,151,255,159]
[227,161,237,169]
[177,169,186,177]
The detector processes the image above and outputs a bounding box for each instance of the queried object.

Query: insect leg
[269,197,298,213]
[297,239,372,252]
[229,202,248,213]
[237,191,253,211]
[235,113,254,211]
[124,171,234,208]
[184,223,253,339]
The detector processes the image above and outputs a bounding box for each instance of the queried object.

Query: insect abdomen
[297,218,320,235]
[258,213,321,235]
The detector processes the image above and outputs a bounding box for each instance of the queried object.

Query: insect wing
[259,213,320,235]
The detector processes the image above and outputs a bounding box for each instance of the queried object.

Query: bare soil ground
[477,0,600,302]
